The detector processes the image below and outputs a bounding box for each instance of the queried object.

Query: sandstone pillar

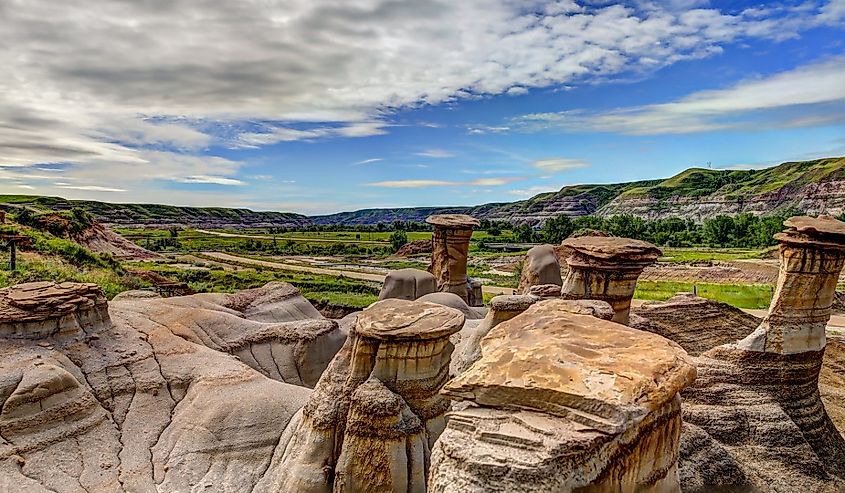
[738,216,845,354]
[430,299,696,492]
[427,214,480,303]
[518,244,562,294]
[559,236,661,324]
[273,299,464,492]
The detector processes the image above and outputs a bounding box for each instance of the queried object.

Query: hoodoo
[430,299,697,492]
[677,216,845,491]
[264,299,464,492]
[559,236,661,324]
[427,214,480,303]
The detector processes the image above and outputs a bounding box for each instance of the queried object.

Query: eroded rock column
[271,298,464,493]
[559,236,661,324]
[430,299,696,492]
[427,214,480,303]
[738,216,845,354]
[677,216,845,489]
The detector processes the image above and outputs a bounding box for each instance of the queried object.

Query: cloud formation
[510,55,845,135]
[367,177,524,188]
[1,0,842,205]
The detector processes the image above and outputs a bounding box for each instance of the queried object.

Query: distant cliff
[313,157,845,226]
[0,196,311,228]
[4,157,845,228]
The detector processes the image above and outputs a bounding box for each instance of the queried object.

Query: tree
[389,230,408,253]
[514,224,536,243]
[542,215,574,244]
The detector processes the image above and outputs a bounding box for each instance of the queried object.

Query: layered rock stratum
[0,281,343,492]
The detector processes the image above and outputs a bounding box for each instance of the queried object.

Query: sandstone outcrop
[675,216,845,492]
[559,236,661,324]
[427,214,480,303]
[0,281,329,492]
[450,295,613,377]
[379,268,437,301]
[396,239,433,257]
[517,244,562,294]
[430,299,696,492]
[417,291,486,320]
[631,292,762,356]
[260,298,463,492]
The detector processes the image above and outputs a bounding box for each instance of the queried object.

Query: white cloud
[507,185,558,197]
[367,176,524,188]
[56,184,127,192]
[510,55,845,135]
[176,175,246,186]
[0,0,840,203]
[352,158,383,165]
[531,158,590,172]
[415,149,456,158]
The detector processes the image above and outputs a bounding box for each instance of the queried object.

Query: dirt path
[195,229,385,245]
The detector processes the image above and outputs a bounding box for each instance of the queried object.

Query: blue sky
[1,0,844,214]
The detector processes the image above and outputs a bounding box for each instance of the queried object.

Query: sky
[1,0,845,215]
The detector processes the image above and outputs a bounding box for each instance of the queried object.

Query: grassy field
[658,247,772,263]
[634,280,774,309]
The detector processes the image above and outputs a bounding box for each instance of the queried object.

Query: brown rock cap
[443,299,695,434]
[0,281,106,323]
[356,298,465,340]
[776,215,845,247]
[561,236,662,261]
[426,214,481,229]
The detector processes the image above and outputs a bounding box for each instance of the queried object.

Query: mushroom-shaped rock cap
[426,214,481,229]
[356,298,465,340]
[777,215,845,246]
[560,235,662,261]
[1,281,106,323]
[443,299,695,434]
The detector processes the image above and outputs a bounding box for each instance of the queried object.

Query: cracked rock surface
[0,281,343,493]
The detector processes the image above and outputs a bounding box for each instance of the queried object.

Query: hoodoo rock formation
[0,281,340,492]
[430,299,697,492]
[559,236,661,324]
[427,214,480,303]
[517,244,562,294]
[379,267,438,301]
[672,216,845,491]
[261,298,464,492]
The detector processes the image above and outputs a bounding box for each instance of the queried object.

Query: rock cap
[0,281,106,323]
[776,215,845,248]
[426,214,481,229]
[561,236,662,261]
[356,298,465,340]
[443,299,695,433]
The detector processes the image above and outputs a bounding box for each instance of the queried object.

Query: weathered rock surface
[417,291,486,320]
[396,238,433,256]
[637,217,845,492]
[431,299,696,492]
[517,244,562,294]
[379,267,437,301]
[0,281,331,492]
[263,299,463,492]
[428,214,479,302]
[560,236,661,324]
[631,293,762,356]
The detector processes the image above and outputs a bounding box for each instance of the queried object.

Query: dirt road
[195,229,385,245]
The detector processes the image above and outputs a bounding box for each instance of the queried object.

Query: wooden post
[8,239,16,271]
[0,210,5,224]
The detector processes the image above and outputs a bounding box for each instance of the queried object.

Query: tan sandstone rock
[263,298,463,492]
[379,268,437,301]
[0,281,326,492]
[517,244,562,294]
[427,214,480,303]
[665,216,845,492]
[430,299,696,492]
[559,236,661,324]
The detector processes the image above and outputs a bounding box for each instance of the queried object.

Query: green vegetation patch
[634,280,774,309]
